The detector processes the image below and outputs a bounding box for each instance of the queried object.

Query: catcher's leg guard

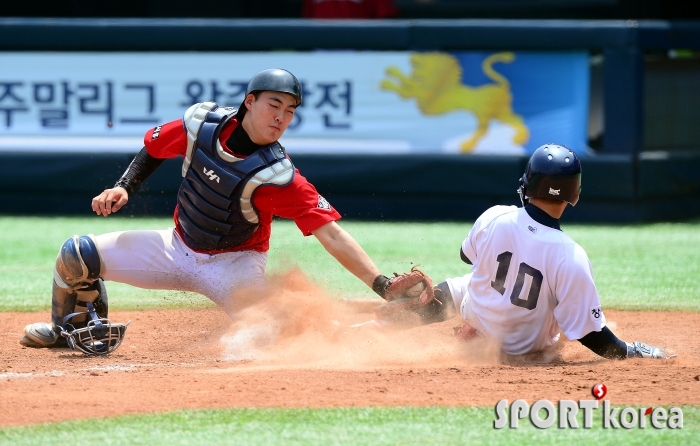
[52,235,128,355]
[24,235,127,354]
[52,235,107,327]
[22,235,106,348]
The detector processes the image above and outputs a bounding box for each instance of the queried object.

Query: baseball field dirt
[1,272,698,427]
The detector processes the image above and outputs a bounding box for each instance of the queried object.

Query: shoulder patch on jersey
[317,195,331,211]
[527,225,538,234]
[589,305,603,321]
[151,125,162,140]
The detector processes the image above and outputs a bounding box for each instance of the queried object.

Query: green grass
[1,406,697,445]
[564,223,700,311]
[0,216,699,312]
[2,216,699,444]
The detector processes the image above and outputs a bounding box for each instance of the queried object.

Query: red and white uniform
[446,205,606,355]
[94,117,340,315]
[144,117,341,253]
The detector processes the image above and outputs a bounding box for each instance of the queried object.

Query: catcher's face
[241,91,298,145]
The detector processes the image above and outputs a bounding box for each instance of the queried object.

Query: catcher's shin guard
[49,235,129,355]
[52,278,109,327]
[52,235,106,328]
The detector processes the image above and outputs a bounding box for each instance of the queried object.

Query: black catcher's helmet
[518,144,582,206]
[246,68,302,104]
[238,68,302,116]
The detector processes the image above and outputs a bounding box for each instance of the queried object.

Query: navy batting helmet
[518,144,582,206]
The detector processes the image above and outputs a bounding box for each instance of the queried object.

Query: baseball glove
[373,267,436,324]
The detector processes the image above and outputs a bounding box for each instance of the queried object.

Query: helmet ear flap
[517,177,528,207]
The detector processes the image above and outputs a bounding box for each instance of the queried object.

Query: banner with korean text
[0,51,589,156]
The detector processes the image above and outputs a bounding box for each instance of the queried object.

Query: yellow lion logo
[380,52,530,153]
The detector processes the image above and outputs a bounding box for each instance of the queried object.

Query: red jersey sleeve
[252,168,341,236]
[143,119,187,159]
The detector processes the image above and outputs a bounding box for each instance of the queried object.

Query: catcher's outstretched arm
[312,221,382,288]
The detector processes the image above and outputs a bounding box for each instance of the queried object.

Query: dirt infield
[1,274,699,427]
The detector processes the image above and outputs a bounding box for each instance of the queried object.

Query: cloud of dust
[218,270,502,369]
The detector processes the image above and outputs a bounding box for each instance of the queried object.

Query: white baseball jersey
[446,205,605,355]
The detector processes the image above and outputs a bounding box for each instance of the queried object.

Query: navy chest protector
[176,102,294,251]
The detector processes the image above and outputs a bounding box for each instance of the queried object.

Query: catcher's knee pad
[52,235,107,328]
[54,235,103,289]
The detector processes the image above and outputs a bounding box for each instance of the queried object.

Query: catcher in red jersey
[20,68,425,355]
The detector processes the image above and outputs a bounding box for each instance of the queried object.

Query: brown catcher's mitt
[374,267,436,324]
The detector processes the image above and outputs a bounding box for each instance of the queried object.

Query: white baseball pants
[94,228,267,315]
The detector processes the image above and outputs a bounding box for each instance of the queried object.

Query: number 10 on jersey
[491,251,543,310]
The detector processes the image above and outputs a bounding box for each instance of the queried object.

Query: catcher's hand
[372,267,436,325]
[92,187,129,217]
[373,266,435,303]
[627,341,677,359]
